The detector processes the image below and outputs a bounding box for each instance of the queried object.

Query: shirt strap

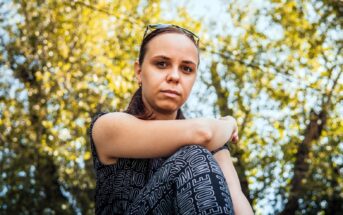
[211,144,230,155]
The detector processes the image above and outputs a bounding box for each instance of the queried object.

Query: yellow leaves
[83,152,91,160]
[65,168,73,175]
[42,120,53,129]
[250,168,258,177]
[56,89,64,97]
[75,81,86,91]
[35,71,43,81]
[69,154,77,161]
[57,40,69,59]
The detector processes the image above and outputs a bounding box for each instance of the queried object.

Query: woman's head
[126,24,200,120]
[138,24,200,66]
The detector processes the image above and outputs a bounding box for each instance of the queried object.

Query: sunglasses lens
[153,24,171,29]
[144,24,199,45]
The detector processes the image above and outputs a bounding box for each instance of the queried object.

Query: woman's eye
[183,66,193,73]
[156,61,167,68]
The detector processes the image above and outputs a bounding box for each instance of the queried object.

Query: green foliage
[1,0,159,213]
[1,0,342,214]
[199,0,342,214]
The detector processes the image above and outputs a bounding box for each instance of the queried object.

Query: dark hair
[125,27,199,120]
[138,27,200,66]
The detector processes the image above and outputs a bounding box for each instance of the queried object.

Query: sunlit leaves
[199,0,343,213]
[1,0,341,214]
[0,0,167,213]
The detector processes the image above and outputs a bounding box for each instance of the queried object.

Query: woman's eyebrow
[151,55,170,60]
[182,60,196,66]
[151,55,196,66]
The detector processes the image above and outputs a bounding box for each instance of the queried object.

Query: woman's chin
[156,102,180,113]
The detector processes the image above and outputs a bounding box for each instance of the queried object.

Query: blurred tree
[0,0,187,213]
[197,0,342,214]
[270,1,343,214]
[1,0,342,214]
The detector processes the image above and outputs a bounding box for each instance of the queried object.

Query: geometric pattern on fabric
[125,145,234,215]
[89,112,234,215]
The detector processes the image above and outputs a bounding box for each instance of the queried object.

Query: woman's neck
[152,111,178,120]
[142,98,178,120]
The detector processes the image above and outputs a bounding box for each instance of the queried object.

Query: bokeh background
[0,0,342,214]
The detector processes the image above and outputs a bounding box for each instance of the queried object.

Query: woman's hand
[201,116,238,151]
[219,115,239,144]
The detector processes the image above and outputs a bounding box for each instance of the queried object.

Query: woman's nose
[166,66,180,83]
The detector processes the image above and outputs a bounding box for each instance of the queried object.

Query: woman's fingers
[234,135,239,143]
[219,115,239,144]
[231,131,239,143]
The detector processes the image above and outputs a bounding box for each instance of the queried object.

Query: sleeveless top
[89,112,166,214]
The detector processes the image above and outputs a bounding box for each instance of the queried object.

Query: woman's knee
[174,144,211,158]
[169,145,233,213]
[169,144,222,178]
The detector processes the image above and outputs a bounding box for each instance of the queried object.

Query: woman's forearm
[213,149,254,215]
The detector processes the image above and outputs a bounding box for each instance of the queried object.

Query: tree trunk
[209,61,252,204]
[280,110,327,215]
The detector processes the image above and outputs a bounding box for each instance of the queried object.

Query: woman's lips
[161,90,180,98]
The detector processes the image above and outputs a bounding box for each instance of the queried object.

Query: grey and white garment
[89,112,234,215]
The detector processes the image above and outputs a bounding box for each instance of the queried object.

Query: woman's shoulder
[89,111,123,140]
[90,111,133,125]
[89,111,123,166]
[89,111,136,142]
[91,111,134,120]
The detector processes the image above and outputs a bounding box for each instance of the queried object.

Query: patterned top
[89,112,166,214]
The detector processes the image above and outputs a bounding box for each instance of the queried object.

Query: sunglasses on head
[143,24,200,46]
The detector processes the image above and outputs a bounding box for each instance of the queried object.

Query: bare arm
[213,149,254,215]
[91,112,236,163]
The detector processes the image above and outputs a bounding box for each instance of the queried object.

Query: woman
[90,24,253,214]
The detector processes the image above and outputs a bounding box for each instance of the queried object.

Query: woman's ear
[134,60,142,84]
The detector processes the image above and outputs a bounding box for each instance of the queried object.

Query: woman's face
[135,33,199,115]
